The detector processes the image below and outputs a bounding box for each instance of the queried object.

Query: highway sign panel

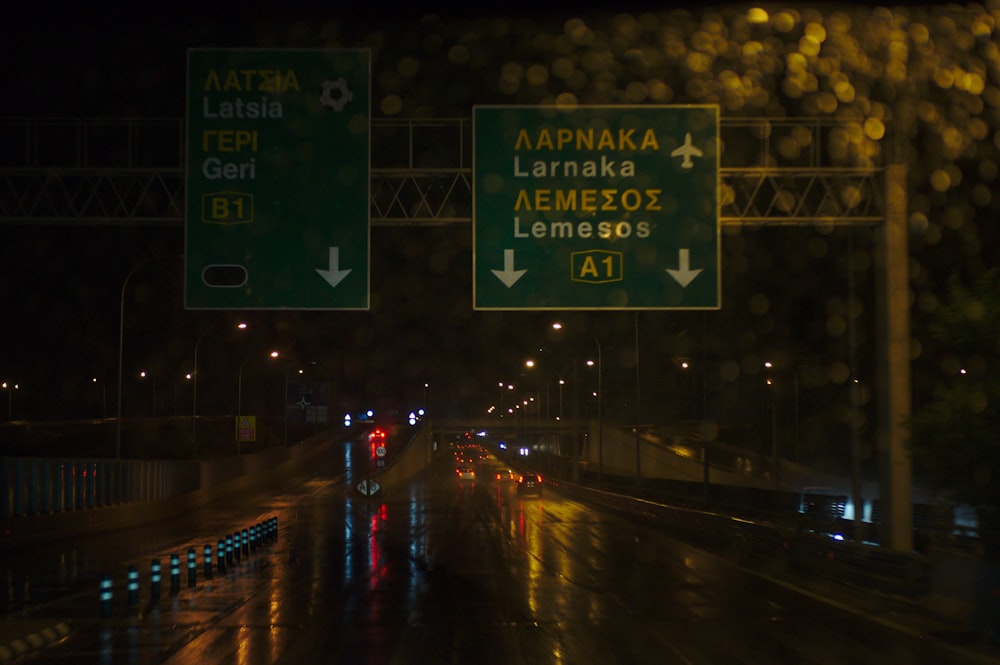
[473,105,720,310]
[185,48,371,310]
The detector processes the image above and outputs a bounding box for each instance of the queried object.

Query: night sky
[1,1,995,475]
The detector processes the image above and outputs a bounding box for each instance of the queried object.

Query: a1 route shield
[185,48,370,310]
[473,105,719,310]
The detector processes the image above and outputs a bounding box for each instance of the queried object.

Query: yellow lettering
[639,129,659,151]
[557,129,574,149]
[534,190,551,211]
[223,70,242,91]
[536,129,554,150]
[200,68,301,93]
[514,190,532,210]
[555,190,576,210]
[579,256,599,278]
[514,129,532,150]
[203,70,222,91]
[596,130,616,150]
[511,126,661,151]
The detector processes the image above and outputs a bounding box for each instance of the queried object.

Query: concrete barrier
[0,434,333,549]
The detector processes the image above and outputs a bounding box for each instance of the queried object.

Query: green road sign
[185,49,370,310]
[473,105,720,310]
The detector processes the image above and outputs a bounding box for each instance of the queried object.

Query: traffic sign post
[185,49,371,310]
[473,105,720,310]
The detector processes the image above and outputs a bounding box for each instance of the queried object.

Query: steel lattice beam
[0,118,886,227]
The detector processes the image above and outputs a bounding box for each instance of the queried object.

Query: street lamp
[283,366,304,446]
[551,321,594,483]
[115,254,181,460]
[92,377,106,419]
[138,370,156,417]
[763,360,799,483]
[192,321,247,457]
[236,349,279,454]
[1,381,18,422]
[592,337,603,487]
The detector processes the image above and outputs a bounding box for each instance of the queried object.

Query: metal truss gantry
[0,116,912,551]
[0,117,886,227]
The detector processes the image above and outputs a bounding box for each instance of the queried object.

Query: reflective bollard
[170,554,181,593]
[217,539,226,574]
[188,548,197,587]
[127,565,139,608]
[99,574,113,618]
[150,559,162,603]
[204,544,214,580]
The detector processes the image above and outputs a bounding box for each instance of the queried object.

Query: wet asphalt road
[1,439,993,664]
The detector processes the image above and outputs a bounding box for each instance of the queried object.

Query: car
[516,473,542,495]
[495,468,516,482]
[456,466,475,481]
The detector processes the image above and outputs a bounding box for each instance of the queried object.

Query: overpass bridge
[428,417,569,437]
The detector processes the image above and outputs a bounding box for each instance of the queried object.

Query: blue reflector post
[99,574,113,618]
[150,559,161,602]
[127,565,139,607]
[170,554,181,593]
[188,548,197,587]
[204,544,213,579]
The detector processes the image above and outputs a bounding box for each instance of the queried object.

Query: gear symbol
[320,78,353,111]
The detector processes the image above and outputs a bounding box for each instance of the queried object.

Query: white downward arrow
[316,246,352,289]
[491,249,527,288]
[666,248,702,287]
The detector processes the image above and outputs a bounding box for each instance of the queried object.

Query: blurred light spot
[448,45,471,65]
[526,64,549,86]
[398,56,420,78]
[829,361,850,383]
[773,11,798,33]
[968,392,988,415]
[379,95,403,116]
[551,57,575,80]
[863,118,885,140]
[930,169,951,192]
[748,293,770,316]
[554,92,579,107]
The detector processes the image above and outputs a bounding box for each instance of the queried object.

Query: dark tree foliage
[910,268,1000,533]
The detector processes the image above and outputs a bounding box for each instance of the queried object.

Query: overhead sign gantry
[185,48,371,310]
[473,105,720,310]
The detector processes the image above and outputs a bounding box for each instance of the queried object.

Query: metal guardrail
[546,475,932,599]
[0,436,329,520]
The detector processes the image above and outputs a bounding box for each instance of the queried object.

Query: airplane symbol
[670,132,703,169]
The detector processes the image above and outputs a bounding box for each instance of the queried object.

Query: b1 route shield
[185,48,371,310]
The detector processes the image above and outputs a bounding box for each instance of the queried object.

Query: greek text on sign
[185,49,371,310]
[473,105,720,310]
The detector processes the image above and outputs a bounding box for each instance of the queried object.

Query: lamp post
[237,349,279,454]
[1,381,18,422]
[557,378,564,423]
[283,367,304,446]
[585,338,603,488]
[138,370,156,417]
[115,254,181,461]
[192,321,247,458]
[764,360,799,484]
[92,377,106,419]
